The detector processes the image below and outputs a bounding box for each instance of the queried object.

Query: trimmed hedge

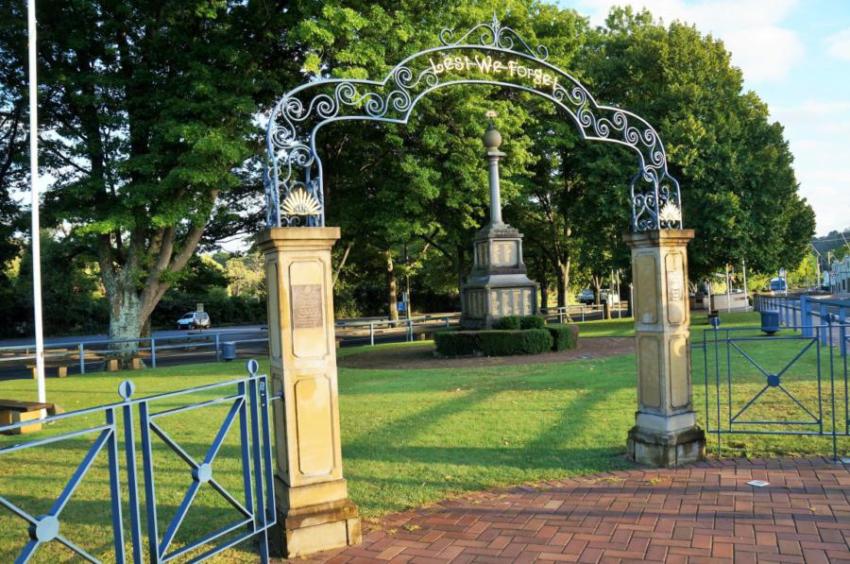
[435,328,553,357]
[493,315,546,330]
[492,316,521,330]
[520,315,546,330]
[479,328,552,356]
[434,331,479,356]
[547,323,580,351]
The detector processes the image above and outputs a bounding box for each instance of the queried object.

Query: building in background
[830,256,850,295]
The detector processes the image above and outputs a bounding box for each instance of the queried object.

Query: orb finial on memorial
[483,111,502,150]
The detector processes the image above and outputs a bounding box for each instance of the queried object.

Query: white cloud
[571,0,805,83]
[826,28,850,61]
[770,100,850,234]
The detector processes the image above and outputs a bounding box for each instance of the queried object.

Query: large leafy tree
[8,0,289,347]
[0,2,26,270]
[572,8,815,280]
[281,0,586,315]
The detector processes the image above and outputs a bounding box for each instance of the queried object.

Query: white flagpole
[28,0,46,404]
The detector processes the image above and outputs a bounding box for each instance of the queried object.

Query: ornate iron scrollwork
[265,16,683,232]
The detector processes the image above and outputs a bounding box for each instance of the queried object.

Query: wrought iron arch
[265,15,683,232]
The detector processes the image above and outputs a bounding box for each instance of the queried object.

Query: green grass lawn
[1,310,847,562]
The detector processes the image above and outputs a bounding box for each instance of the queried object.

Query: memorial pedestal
[624,229,705,467]
[258,227,361,558]
[459,122,539,328]
[461,223,538,328]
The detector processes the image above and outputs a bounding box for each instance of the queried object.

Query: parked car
[769,277,787,293]
[176,311,211,330]
[578,289,595,304]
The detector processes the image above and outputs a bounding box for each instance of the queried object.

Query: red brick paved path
[300,458,850,563]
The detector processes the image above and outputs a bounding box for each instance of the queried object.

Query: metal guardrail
[336,314,460,346]
[0,361,276,563]
[540,303,630,323]
[0,331,270,376]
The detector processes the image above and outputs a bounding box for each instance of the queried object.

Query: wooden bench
[0,400,63,435]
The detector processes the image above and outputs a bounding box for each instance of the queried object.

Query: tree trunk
[555,265,565,308]
[539,273,549,311]
[386,249,399,321]
[456,244,467,293]
[555,258,570,308]
[592,276,603,306]
[107,280,143,363]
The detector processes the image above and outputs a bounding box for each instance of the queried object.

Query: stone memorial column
[258,227,361,557]
[623,229,705,467]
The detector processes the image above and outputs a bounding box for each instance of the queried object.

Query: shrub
[547,324,580,351]
[478,329,553,356]
[434,331,480,356]
[492,316,521,330]
[519,315,546,330]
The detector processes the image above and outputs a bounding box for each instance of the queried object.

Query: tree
[286,1,586,315]
[575,8,815,280]
[224,252,265,298]
[0,2,26,273]
[4,0,289,352]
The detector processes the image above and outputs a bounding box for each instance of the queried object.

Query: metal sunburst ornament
[282,188,322,216]
[659,202,682,224]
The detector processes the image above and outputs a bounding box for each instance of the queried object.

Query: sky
[558,0,850,237]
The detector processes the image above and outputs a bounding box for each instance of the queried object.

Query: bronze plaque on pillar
[289,261,328,359]
[292,284,323,329]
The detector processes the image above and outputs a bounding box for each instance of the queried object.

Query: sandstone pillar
[624,229,705,467]
[258,227,361,557]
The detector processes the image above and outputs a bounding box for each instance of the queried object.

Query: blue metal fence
[0,361,276,563]
[701,319,849,461]
[754,293,849,355]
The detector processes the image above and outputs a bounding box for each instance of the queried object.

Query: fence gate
[701,319,849,461]
[0,361,276,563]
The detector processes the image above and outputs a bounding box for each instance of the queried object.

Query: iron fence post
[121,385,143,564]
[370,322,374,346]
[839,307,847,357]
[821,304,829,346]
[105,407,127,564]
[215,333,221,361]
[79,342,85,375]
[827,315,838,461]
[801,295,813,337]
[138,401,162,564]
[247,377,271,563]
[151,338,157,369]
[713,324,721,456]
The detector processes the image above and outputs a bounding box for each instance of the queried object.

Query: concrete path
[303,458,850,563]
